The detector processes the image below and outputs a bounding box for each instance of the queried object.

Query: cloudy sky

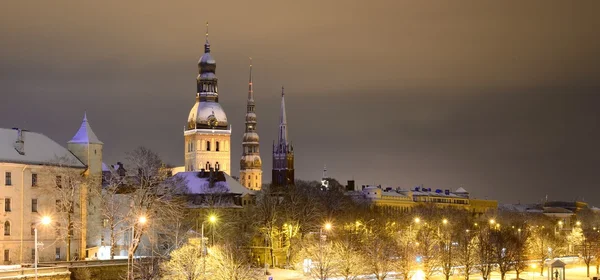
[1,1,599,204]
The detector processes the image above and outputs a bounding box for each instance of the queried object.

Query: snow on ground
[265,265,600,280]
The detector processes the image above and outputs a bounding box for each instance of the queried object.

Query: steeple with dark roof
[272,86,294,186]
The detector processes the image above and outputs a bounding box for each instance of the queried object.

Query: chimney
[12,128,25,155]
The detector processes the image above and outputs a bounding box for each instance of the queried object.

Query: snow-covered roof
[412,189,462,198]
[543,207,574,214]
[175,171,253,195]
[0,128,85,168]
[455,187,468,193]
[68,113,103,145]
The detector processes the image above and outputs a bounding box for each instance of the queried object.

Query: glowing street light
[414,217,421,224]
[576,221,582,227]
[35,216,52,280]
[489,219,496,225]
[442,219,448,225]
[129,215,149,280]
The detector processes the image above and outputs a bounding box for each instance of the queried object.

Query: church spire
[278,86,288,147]
[204,22,210,53]
[272,86,294,186]
[248,57,254,101]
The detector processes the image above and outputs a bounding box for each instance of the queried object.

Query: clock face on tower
[207,114,219,128]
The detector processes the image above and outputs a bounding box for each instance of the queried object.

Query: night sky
[1,1,599,205]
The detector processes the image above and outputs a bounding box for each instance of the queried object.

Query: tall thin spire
[278,86,288,147]
[248,57,254,101]
[204,21,211,53]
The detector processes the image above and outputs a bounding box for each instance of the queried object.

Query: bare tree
[42,155,92,261]
[301,235,338,280]
[416,223,441,280]
[253,185,281,269]
[208,244,262,280]
[360,228,396,280]
[122,147,187,278]
[334,235,363,280]
[578,228,598,277]
[90,168,129,259]
[396,228,417,280]
[477,227,495,280]
[161,238,203,280]
[457,229,477,280]
[513,228,529,280]
[527,225,560,276]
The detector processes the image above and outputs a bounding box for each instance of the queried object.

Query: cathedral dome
[187,99,229,130]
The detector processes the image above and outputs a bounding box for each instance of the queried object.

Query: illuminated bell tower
[184,23,231,174]
[240,59,262,190]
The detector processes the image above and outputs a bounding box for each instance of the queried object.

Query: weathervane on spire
[281,86,285,97]
[204,21,211,53]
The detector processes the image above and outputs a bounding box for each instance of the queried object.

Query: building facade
[272,88,294,186]
[184,28,231,174]
[359,185,497,216]
[0,114,103,264]
[239,61,262,190]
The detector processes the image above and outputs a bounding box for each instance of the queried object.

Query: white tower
[184,23,231,174]
[67,112,103,257]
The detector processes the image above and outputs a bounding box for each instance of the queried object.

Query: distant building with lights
[500,200,593,231]
[357,185,497,216]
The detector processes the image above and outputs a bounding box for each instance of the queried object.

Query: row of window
[2,248,61,262]
[2,172,38,187]
[3,198,39,213]
[3,220,71,237]
[187,140,225,152]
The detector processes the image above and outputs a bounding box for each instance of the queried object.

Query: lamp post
[202,215,217,279]
[317,223,332,277]
[34,216,51,280]
[128,216,147,280]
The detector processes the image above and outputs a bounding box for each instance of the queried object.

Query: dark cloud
[1,1,599,204]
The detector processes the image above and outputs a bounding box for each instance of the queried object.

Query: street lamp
[202,214,217,279]
[318,223,333,275]
[414,217,421,224]
[35,216,51,280]
[128,215,147,280]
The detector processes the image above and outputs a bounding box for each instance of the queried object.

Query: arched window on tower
[206,162,210,170]
[216,141,220,151]
[206,141,211,151]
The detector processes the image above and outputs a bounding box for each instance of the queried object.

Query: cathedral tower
[272,87,294,186]
[184,23,231,174]
[239,59,262,190]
